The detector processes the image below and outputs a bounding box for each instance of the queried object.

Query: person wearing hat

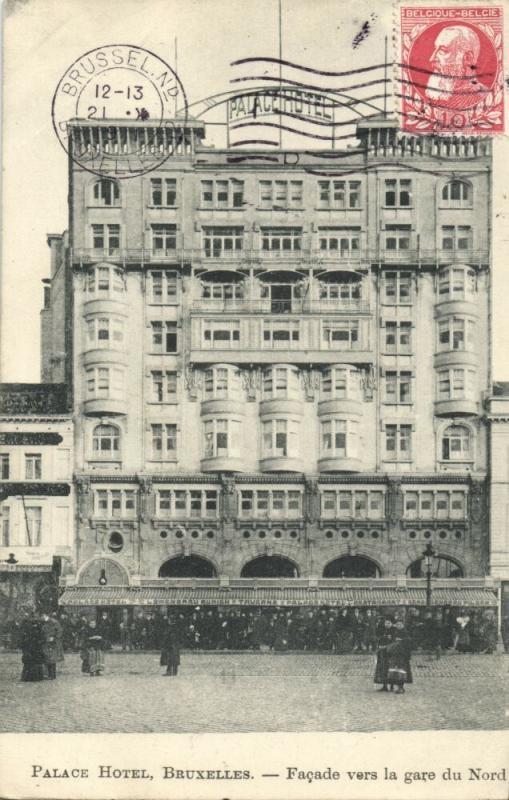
[41,612,64,679]
[160,616,181,675]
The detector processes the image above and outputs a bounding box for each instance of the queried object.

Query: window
[438,317,475,352]
[322,320,359,349]
[451,491,466,518]
[385,178,412,207]
[262,418,299,459]
[202,282,243,301]
[239,489,302,518]
[438,267,476,300]
[86,316,124,348]
[85,366,125,399]
[262,366,298,400]
[157,489,218,518]
[261,227,302,252]
[0,454,9,479]
[404,491,418,519]
[150,177,177,206]
[437,368,475,400]
[384,371,412,403]
[86,265,124,296]
[149,271,178,303]
[384,321,412,353]
[151,424,177,459]
[441,225,472,251]
[318,280,362,303]
[151,321,178,353]
[204,366,239,399]
[441,180,471,207]
[202,179,244,208]
[25,507,42,546]
[203,227,243,257]
[203,418,240,458]
[94,489,136,517]
[442,425,472,461]
[318,227,361,255]
[108,532,124,553]
[385,424,412,460]
[317,179,361,209]
[25,454,41,480]
[151,224,177,254]
[321,490,384,519]
[92,224,120,254]
[320,419,358,458]
[385,225,411,250]
[203,320,240,348]
[262,320,300,347]
[259,180,303,209]
[92,424,120,456]
[383,271,412,303]
[151,370,178,402]
[1,506,9,547]
[92,179,120,206]
[321,366,360,399]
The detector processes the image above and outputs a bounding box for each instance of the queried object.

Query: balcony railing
[190,298,371,314]
[70,247,489,268]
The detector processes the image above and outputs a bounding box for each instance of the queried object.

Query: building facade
[48,116,497,612]
[0,384,73,622]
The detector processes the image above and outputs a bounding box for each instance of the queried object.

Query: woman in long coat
[20,618,45,682]
[41,613,64,679]
[79,620,105,676]
[160,618,181,675]
[373,618,395,691]
[385,622,413,693]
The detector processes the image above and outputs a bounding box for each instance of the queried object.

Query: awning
[59,585,498,608]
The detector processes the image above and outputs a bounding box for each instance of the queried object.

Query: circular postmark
[52,44,188,178]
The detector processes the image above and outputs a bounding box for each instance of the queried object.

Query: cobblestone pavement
[1,651,507,733]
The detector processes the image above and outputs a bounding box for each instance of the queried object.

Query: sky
[2,0,508,381]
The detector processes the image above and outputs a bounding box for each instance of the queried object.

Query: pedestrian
[80,619,105,676]
[365,609,378,652]
[373,618,395,692]
[20,617,45,682]
[385,621,413,694]
[97,611,113,651]
[160,617,181,676]
[41,612,64,679]
[351,608,366,652]
[454,610,471,653]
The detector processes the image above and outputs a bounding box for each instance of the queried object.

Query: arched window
[441,180,472,207]
[407,555,463,578]
[159,555,216,578]
[92,179,120,206]
[241,555,299,578]
[323,555,381,578]
[93,424,120,455]
[441,424,472,461]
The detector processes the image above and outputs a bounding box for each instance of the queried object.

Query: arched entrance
[323,555,381,578]
[407,555,463,578]
[241,555,299,578]
[158,555,217,578]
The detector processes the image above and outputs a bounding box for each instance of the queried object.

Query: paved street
[0,651,507,733]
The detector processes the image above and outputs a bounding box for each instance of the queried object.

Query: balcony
[434,398,480,417]
[71,247,490,269]
[83,397,127,416]
[318,456,362,473]
[190,297,371,315]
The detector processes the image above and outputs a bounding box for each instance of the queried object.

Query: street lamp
[422,543,436,607]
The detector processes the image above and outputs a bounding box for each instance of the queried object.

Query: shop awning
[59,585,498,608]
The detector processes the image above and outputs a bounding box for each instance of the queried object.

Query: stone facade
[44,117,492,595]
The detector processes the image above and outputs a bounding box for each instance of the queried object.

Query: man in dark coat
[373,618,395,691]
[20,618,45,682]
[41,612,64,679]
[160,617,181,675]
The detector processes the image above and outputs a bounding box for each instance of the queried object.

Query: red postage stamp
[400,6,504,135]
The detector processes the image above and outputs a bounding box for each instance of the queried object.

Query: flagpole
[384,35,388,118]
[174,37,178,117]
[279,0,282,149]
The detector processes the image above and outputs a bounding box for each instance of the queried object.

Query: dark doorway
[271,284,292,313]
[159,555,217,578]
[323,555,381,578]
[241,555,299,578]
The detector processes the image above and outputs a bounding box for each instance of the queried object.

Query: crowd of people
[3,605,499,657]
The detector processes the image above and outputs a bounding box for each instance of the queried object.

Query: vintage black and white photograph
[0,0,508,797]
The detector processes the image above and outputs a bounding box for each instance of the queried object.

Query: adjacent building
[0,384,73,622]
[40,115,497,615]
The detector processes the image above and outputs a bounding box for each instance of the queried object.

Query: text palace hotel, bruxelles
[44,115,498,613]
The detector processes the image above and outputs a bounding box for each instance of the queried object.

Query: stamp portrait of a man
[426,25,490,109]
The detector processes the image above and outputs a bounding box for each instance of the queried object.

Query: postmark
[399,5,504,135]
[52,44,188,178]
